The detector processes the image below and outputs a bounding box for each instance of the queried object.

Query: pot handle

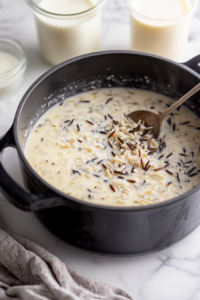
[0,126,65,211]
[183,54,200,74]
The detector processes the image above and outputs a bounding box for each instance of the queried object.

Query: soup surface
[25,88,200,206]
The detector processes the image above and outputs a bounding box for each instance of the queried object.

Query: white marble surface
[1,0,200,299]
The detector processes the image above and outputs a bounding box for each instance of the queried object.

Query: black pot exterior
[1,51,200,255]
[35,193,200,255]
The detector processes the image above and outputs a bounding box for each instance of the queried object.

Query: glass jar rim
[0,36,27,80]
[25,0,108,18]
[125,0,198,23]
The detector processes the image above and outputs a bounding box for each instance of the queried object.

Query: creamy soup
[25,88,200,206]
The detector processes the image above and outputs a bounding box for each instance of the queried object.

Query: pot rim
[14,50,200,211]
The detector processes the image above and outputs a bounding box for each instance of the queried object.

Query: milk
[135,0,190,20]
[34,0,102,65]
[0,52,18,73]
[39,0,93,14]
[0,51,21,97]
[127,0,195,61]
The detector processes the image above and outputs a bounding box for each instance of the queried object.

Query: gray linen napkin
[0,221,133,300]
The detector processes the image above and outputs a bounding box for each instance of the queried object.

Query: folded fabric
[0,221,133,300]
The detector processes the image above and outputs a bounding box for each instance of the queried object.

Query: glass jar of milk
[126,0,197,62]
[25,0,108,66]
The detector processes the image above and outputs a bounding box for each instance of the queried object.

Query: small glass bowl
[0,37,27,98]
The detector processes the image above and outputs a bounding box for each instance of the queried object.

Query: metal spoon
[127,82,200,138]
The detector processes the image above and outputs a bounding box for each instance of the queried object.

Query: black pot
[1,51,200,255]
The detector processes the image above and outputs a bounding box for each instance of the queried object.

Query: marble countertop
[1,0,200,299]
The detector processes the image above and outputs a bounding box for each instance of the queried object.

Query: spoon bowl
[127,110,162,138]
[127,82,200,138]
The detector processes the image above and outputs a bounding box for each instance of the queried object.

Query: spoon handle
[159,82,200,122]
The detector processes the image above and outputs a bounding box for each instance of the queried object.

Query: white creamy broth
[0,52,18,73]
[25,88,200,207]
[34,0,100,65]
[135,0,190,20]
[39,0,93,15]
[129,0,191,61]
